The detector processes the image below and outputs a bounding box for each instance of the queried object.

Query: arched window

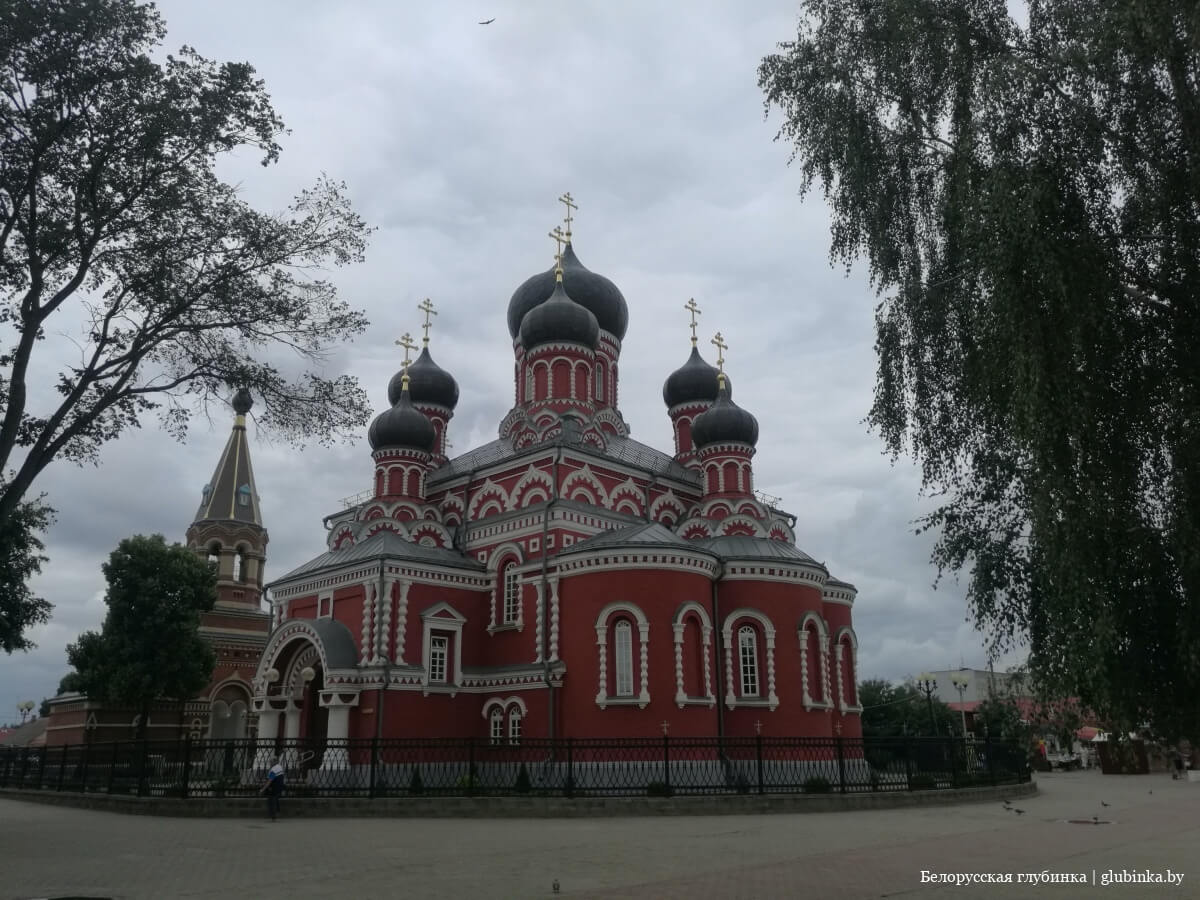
[206,543,220,570]
[595,362,604,402]
[231,550,242,582]
[508,707,522,745]
[237,484,252,507]
[525,368,534,403]
[490,707,504,744]
[502,562,520,625]
[614,620,634,697]
[738,625,759,697]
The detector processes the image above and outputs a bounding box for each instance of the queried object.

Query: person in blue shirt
[262,755,285,821]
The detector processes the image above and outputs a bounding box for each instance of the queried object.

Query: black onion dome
[662,347,734,408]
[507,243,629,341]
[367,387,436,452]
[390,346,459,409]
[231,388,253,415]
[519,278,600,350]
[691,382,759,448]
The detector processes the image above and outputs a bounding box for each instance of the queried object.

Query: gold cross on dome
[549,225,567,275]
[711,331,728,372]
[394,332,418,369]
[558,192,577,238]
[417,298,437,346]
[684,298,701,346]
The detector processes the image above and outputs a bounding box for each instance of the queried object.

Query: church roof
[193,404,262,528]
[699,535,820,564]
[428,434,699,488]
[307,617,360,670]
[273,529,485,584]
[561,522,704,553]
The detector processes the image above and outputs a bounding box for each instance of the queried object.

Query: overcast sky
[0,0,1024,722]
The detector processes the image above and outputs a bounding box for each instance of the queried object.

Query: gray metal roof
[272,529,485,585]
[427,433,700,488]
[309,617,359,670]
[193,410,263,528]
[699,535,820,564]
[562,522,703,553]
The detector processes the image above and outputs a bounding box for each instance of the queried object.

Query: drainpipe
[711,561,726,744]
[541,444,563,740]
[374,558,387,742]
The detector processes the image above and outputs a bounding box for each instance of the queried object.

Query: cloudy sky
[0,0,1024,720]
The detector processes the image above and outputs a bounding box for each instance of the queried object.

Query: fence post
[369,736,379,799]
[756,732,765,795]
[467,738,476,797]
[986,735,996,785]
[949,736,959,788]
[836,737,847,793]
[180,735,192,800]
[56,745,68,791]
[663,733,671,796]
[106,741,119,794]
[137,737,150,797]
[904,737,914,790]
[78,740,90,792]
[565,737,574,798]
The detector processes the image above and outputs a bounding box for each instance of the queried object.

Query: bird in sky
[479,18,495,24]
[1101,800,1110,807]
[1014,808,1026,814]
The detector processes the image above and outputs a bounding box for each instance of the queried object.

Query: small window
[502,564,520,624]
[595,363,604,402]
[429,635,448,684]
[508,708,522,745]
[490,708,504,744]
[738,626,759,697]
[529,537,540,552]
[614,620,634,697]
[238,484,251,507]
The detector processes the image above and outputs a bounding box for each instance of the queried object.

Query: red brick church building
[253,207,863,752]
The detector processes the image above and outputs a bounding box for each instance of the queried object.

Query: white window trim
[614,620,634,697]
[834,626,863,713]
[508,708,522,745]
[738,626,760,697]
[428,635,449,684]
[798,612,834,711]
[489,708,504,744]
[502,565,521,625]
[594,601,650,709]
[421,602,466,695]
[672,602,716,709]
[317,590,333,619]
[722,609,778,711]
[486,545,525,633]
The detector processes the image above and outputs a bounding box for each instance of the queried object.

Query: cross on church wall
[684,298,701,346]
[418,298,437,346]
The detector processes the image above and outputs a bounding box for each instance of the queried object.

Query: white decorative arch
[798,611,832,710]
[594,601,650,709]
[609,477,643,515]
[719,514,767,537]
[650,490,687,524]
[487,542,525,629]
[207,674,251,701]
[563,464,609,507]
[511,464,555,508]
[468,478,510,519]
[672,601,715,708]
[833,625,861,713]
[257,620,335,693]
[481,695,529,718]
[722,608,778,710]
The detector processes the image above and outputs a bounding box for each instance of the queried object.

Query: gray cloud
[0,0,1018,718]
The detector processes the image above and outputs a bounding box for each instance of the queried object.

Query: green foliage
[0,0,372,535]
[761,1,1200,740]
[408,768,424,795]
[803,775,833,793]
[859,679,960,737]
[514,762,531,794]
[0,495,53,652]
[57,672,85,695]
[975,697,1030,745]
[66,534,216,735]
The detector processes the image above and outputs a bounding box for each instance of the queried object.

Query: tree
[859,678,959,738]
[761,2,1200,739]
[0,0,373,648]
[66,533,217,738]
[0,494,51,651]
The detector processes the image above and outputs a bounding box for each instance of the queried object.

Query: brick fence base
[0,780,1036,818]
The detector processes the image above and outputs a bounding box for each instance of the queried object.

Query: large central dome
[507,243,629,341]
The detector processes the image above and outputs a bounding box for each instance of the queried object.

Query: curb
[0,780,1037,818]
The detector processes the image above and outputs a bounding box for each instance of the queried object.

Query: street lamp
[915,673,938,735]
[17,700,34,723]
[950,670,971,737]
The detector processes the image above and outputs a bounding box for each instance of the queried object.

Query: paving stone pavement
[1,770,1197,899]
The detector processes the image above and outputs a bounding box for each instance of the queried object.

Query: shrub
[646,781,674,797]
[803,776,832,794]
[908,773,937,791]
[409,769,424,795]
[514,763,532,794]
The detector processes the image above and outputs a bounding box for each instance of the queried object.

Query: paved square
[1,771,1197,899]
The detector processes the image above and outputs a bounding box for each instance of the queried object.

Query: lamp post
[17,700,34,723]
[915,673,938,735]
[950,670,970,737]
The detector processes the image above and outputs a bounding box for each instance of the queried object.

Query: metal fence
[0,735,1030,800]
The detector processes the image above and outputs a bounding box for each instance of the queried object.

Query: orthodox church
[252,198,863,750]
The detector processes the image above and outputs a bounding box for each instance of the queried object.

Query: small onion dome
[389,346,459,409]
[231,387,253,415]
[507,243,629,341]
[691,381,758,448]
[519,278,600,350]
[367,385,436,452]
[662,347,733,408]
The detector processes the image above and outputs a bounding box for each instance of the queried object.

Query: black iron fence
[0,735,1030,800]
